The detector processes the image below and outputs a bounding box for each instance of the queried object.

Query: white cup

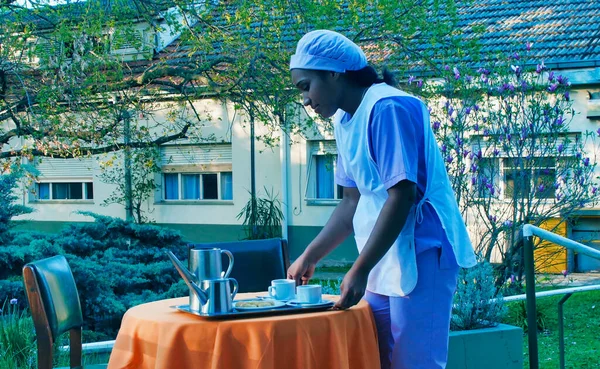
[296,284,322,304]
[268,279,296,300]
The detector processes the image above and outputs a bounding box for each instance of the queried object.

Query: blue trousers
[364,247,459,369]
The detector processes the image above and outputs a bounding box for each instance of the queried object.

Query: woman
[287,30,477,369]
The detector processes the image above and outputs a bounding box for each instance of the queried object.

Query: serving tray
[171,299,335,319]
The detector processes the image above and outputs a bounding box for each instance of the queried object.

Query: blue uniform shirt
[335,96,456,267]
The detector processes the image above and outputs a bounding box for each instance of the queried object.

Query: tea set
[167,248,331,316]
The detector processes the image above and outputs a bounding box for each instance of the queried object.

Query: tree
[98,147,161,223]
[422,49,600,283]
[0,170,33,240]
[1,0,472,161]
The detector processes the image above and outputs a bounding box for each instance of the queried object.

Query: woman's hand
[287,254,317,286]
[334,266,369,310]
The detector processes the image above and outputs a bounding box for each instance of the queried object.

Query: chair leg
[70,328,83,368]
[37,339,53,369]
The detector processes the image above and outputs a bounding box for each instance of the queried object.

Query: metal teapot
[167,251,238,313]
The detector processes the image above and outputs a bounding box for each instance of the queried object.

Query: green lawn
[505,290,600,369]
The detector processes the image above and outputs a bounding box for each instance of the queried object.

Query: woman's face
[291,69,341,118]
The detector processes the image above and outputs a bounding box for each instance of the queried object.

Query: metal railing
[523,224,600,369]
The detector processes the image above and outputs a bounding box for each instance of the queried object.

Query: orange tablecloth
[107,293,380,369]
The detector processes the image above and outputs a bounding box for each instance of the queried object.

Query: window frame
[305,140,344,205]
[33,180,94,202]
[161,171,233,202]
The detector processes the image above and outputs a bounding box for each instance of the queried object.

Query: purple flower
[510,274,516,283]
[493,149,500,157]
[557,75,569,85]
[453,67,460,80]
[521,80,529,91]
[512,52,520,60]
[471,177,477,185]
[583,157,590,167]
[416,80,423,88]
[484,129,490,137]
[526,42,532,51]
[592,187,598,195]
[557,144,564,153]
[466,75,473,83]
[474,123,480,131]
[503,220,513,228]
[408,75,416,85]
[538,184,545,193]
[444,65,450,71]
[441,144,447,152]
[448,106,454,116]
[10,298,17,305]
[548,71,555,81]
[433,121,441,130]
[446,156,453,164]
[488,214,497,222]
[474,104,480,111]
[506,134,512,141]
[548,83,558,92]
[554,116,565,126]
[564,92,570,101]
[476,150,482,159]
[557,194,562,201]
[465,107,472,115]
[536,61,546,74]
[561,269,568,277]
[596,128,600,137]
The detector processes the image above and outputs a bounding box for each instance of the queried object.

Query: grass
[0,302,110,369]
[504,289,600,369]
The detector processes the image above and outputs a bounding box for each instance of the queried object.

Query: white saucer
[286,299,333,307]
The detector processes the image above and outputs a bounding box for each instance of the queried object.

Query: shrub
[451,260,507,331]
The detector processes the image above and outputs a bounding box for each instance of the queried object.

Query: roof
[153,0,600,80]
[1,0,170,30]
[455,0,600,69]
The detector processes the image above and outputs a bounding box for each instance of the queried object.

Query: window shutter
[161,144,232,172]
[36,158,94,178]
[309,140,337,155]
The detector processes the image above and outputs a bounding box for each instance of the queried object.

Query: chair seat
[56,364,108,369]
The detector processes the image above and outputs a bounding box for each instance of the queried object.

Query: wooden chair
[189,238,291,293]
[22,255,107,369]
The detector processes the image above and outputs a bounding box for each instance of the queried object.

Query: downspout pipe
[279,114,289,241]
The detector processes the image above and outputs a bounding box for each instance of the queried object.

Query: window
[306,140,344,202]
[35,182,93,200]
[475,158,500,198]
[503,158,556,199]
[163,172,232,201]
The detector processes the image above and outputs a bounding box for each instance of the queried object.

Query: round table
[107,293,380,369]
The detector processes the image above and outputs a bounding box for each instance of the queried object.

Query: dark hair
[345,66,396,87]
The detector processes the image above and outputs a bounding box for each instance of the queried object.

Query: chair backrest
[189,238,290,293]
[23,255,84,369]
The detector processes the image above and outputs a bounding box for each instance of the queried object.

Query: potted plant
[447,260,523,369]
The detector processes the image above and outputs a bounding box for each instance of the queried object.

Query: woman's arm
[287,186,360,285]
[334,179,416,309]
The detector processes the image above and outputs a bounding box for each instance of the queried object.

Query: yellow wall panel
[534,218,568,274]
